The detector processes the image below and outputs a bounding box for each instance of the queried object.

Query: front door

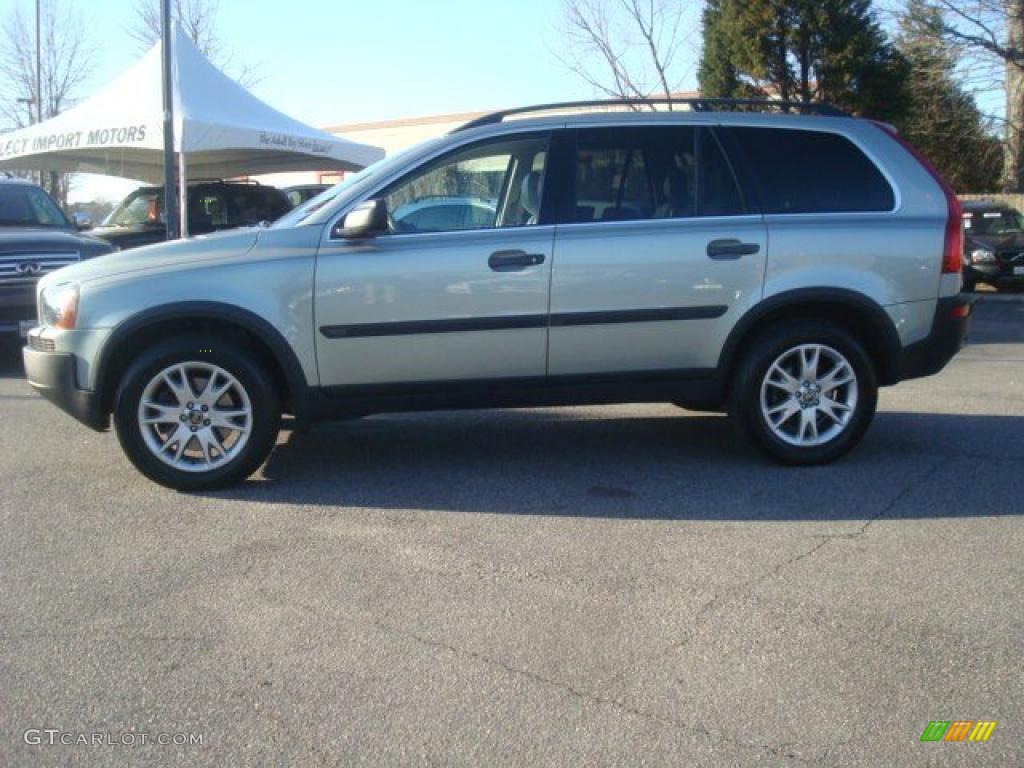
[548,125,767,376]
[314,133,553,388]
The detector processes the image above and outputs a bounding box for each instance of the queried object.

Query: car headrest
[521,171,542,216]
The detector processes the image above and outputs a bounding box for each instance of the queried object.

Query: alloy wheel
[758,344,859,448]
[137,362,253,473]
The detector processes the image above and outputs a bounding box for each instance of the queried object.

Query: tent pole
[35,0,42,188]
[179,152,188,238]
[160,0,179,240]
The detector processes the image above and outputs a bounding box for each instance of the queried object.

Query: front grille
[0,252,79,284]
[997,250,1024,264]
[29,335,55,353]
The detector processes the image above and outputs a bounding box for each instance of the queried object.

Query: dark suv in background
[0,177,114,337]
[962,200,1024,291]
[90,180,293,250]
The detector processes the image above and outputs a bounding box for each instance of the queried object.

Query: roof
[454,97,847,132]
[425,109,857,144]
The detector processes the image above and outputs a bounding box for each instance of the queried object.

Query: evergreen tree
[895,0,1000,191]
[698,0,908,122]
[698,0,743,100]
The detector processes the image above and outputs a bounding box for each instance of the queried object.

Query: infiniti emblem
[15,262,42,276]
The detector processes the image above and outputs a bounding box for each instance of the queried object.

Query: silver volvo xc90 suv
[23,99,972,490]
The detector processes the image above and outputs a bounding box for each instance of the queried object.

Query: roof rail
[454,97,848,132]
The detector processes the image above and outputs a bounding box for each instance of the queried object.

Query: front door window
[382,136,549,234]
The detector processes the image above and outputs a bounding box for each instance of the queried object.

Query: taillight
[950,302,971,320]
[872,122,963,274]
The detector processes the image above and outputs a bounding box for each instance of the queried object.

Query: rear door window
[730,127,894,214]
[569,126,745,223]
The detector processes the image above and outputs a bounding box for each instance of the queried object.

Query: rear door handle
[707,239,761,260]
[489,250,545,271]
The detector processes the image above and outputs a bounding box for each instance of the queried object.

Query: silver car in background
[23,99,971,490]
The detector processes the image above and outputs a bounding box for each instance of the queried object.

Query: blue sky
[64,0,700,201]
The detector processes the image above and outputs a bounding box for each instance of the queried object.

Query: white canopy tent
[0,25,383,232]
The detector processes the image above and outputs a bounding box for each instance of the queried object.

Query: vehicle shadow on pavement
[208,408,1024,520]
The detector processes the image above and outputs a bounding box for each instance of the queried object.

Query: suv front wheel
[113,336,281,491]
[731,321,878,465]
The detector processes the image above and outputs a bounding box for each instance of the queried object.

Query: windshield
[104,189,164,228]
[0,184,70,228]
[965,209,1024,237]
[271,139,444,229]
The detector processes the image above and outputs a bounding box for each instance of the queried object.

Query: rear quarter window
[731,127,895,215]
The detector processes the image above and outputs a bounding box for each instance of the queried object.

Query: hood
[40,227,261,288]
[966,231,1024,253]
[0,227,113,258]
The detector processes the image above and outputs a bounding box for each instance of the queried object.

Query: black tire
[113,335,281,491]
[730,321,878,465]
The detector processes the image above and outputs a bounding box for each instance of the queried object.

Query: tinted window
[573,127,694,223]
[699,130,745,217]
[732,127,894,214]
[229,186,291,224]
[384,135,549,233]
[571,127,744,223]
[963,209,1024,237]
[189,190,229,228]
[0,184,69,228]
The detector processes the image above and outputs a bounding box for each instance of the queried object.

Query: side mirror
[71,211,92,231]
[336,199,388,239]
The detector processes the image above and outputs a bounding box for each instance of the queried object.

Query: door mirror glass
[336,199,389,239]
[71,211,92,231]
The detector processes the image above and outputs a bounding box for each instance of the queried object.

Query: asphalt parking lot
[1,298,1021,767]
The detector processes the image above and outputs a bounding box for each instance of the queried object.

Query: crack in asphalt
[367,617,818,765]
[428,456,946,765]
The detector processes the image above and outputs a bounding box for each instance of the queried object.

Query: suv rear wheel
[113,336,281,491]
[731,321,878,465]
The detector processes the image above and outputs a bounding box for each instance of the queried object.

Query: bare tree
[557,0,696,109]
[128,0,257,86]
[0,0,96,205]
[894,1,1024,190]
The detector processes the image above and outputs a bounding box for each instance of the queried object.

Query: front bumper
[892,295,973,382]
[23,345,108,431]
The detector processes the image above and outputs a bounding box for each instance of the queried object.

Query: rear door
[547,124,767,376]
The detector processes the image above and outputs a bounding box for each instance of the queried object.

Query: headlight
[39,283,79,329]
[970,248,996,264]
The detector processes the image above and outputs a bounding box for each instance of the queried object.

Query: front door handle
[707,239,761,260]
[489,250,545,271]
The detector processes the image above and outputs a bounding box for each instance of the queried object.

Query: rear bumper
[22,345,108,431]
[892,295,973,382]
